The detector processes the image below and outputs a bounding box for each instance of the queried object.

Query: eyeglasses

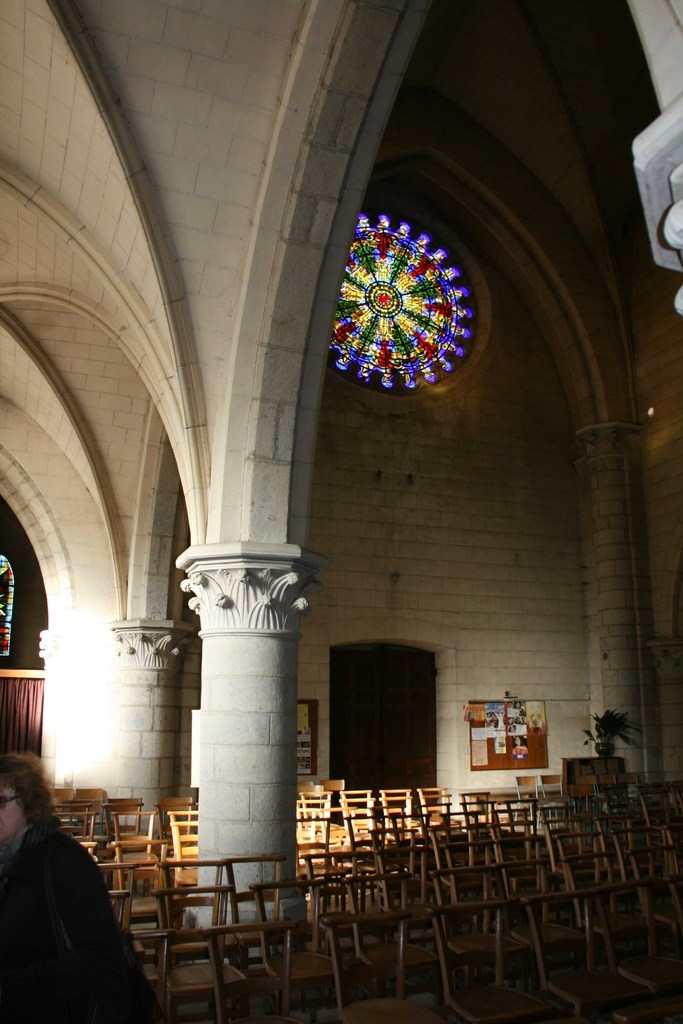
[0,795,18,810]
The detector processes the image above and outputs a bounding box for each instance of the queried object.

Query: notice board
[297,699,318,775]
[464,699,548,771]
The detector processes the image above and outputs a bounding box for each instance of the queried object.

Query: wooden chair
[538,774,562,798]
[52,786,75,803]
[158,882,236,1024]
[104,849,167,928]
[613,994,683,1024]
[515,775,538,800]
[379,788,420,839]
[638,783,683,828]
[297,789,332,846]
[460,792,493,842]
[427,899,555,1024]
[56,799,99,841]
[521,888,650,1019]
[339,790,378,847]
[108,888,132,929]
[128,925,173,1016]
[320,777,345,809]
[616,830,681,955]
[220,854,286,920]
[594,879,683,997]
[73,786,107,802]
[104,798,147,842]
[416,786,453,836]
[322,908,444,1023]
[344,871,441,1004]
[168,809,200,884]
[204,919,312,1024]
[249,877,336,1017]
[156,795,195,844]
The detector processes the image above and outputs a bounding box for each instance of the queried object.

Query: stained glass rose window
[330,213,474,390]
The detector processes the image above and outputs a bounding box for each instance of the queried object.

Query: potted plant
[583,708,640,757]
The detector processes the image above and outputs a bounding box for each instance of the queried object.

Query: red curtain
[0,677,44,754]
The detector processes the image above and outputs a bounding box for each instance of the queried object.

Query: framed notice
[463,698,548,771]
[297,699,318,775]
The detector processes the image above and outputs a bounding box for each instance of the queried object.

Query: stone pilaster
[177,543,324,883]
[648,640,683,778]
[112,620,194,806]
[575,424,653,773]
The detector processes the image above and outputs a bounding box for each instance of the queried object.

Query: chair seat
[167,960,243,995]
[618,955,683,994]
[270,951,334,983]
[366,943,439,969]
[512,920,585,953]
[450,985,551,1024]
[342,996,445,1023]
[448,933,526,960]
[548,969,649,1013]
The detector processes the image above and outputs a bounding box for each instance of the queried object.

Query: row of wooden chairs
[118,846,683,1024]
[53,790,197,852]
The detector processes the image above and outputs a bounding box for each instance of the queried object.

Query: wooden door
[329,645,436,791]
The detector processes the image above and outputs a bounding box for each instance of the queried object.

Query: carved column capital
[176,543,326,638]
[112,620,194,670]
[575,422,640,462]
[648,638,683,677]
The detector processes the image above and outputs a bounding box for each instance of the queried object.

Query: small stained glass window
[330,213,474,391]
[0,555,14,656]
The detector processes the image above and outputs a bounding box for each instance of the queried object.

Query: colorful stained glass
[330,213,474,390]
[0,555,14,656]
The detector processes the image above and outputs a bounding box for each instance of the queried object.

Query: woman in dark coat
[0,752,128,1023]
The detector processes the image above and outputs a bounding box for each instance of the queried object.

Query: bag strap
[43,841,101,1024]
[43,840,72,953]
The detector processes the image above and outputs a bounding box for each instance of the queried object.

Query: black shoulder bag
[43,850,160,1024]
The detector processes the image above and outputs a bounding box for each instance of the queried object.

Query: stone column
[177,543,324,881]
[575,424,654,773]
[112,620,194,806]
[648,640,683,779]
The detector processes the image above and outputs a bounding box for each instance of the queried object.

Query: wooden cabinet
[561,756,625,792]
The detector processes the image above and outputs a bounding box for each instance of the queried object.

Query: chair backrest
[74,787,107,803]
[108,807,156,843]
[221,855,286,921]
[155,883,234,930]
[297,790,332,849]
[379,788,413,817]
[57,800,99,840]
[538,773,562,797]
[250,876,332,953]
[521,889,596,991]
[104,798,144,840]
[297,780,324,794]
[339,790,378,844]
[417,786,451,817]
[322,908,410,1014]
[320,778,345,810]
[168,810,200,876]
[52,786,75,804]
[156,795,195,842]
[459,791,492,834]
[516,774,538,799]
[204,919,298,1024]
[320,778,345,793]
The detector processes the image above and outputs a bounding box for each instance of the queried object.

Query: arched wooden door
[329,644,436,792]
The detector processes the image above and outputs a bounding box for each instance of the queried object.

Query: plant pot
[595,740,614,757]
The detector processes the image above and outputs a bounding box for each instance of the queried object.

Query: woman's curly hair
[0,752,55,824]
